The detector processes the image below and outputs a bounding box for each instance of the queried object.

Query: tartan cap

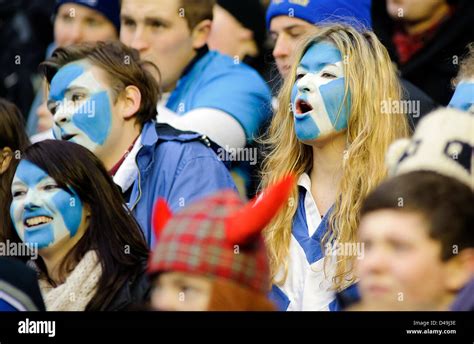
[148,175,295,294]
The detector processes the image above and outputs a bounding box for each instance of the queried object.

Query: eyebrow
[121,14,135,22]
[144,16,170,26]
[11,181,24,187]
[121,14,170,26]
[269,24,307,35]
[300,62,338,69]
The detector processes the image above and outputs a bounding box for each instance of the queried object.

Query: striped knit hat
[148,175,295,294]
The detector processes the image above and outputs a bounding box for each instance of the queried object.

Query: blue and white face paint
[449,79,474,114]
[10,160,84,249]
[291,42,351,141]
[49,60,113,154]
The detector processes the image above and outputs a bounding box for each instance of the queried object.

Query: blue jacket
[166,48,272,142]
[128,121,236,246]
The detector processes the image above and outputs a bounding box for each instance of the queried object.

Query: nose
[359,244,388,276]
[272,34,290,60]
[53,102,71,127]
[129,25,150,53]
[297,74,315,93]
[67,22,84,45]
[24,190,42,211]
[151,289,179,311]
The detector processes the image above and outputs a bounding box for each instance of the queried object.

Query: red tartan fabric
[148,191,270,293]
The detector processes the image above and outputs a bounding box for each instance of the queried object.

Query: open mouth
[61,133,76,141]
[295,99,313,115]
[24,216,53,228]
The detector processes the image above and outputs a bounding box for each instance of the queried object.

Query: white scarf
[39,251,102,311]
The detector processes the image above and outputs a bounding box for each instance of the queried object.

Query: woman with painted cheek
[0,99,30,246]
[261,24,410,311]
[8,140,149,311]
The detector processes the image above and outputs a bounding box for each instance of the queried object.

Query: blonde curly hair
[260,24,410,291]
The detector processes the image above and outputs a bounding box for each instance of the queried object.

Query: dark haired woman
[8,140,149,311]
[0,98,30,243]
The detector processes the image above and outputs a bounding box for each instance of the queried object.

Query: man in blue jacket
[120,0,271,151]
[120,0,272,197]
[39,40,236,246]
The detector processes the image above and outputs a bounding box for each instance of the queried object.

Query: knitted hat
[217,0,267,51]
[54,0,120,33]
[265,0,372,30]
[148,175,295,294]
[386,107,474,189]
[0,257,46,311]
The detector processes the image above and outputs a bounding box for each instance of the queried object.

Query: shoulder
[197,51,270,94]
[155,123,223,160]
[104,260,150,311]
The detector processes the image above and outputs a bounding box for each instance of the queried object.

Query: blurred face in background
[120,0,207,92]
[356,209,467,310]
[269,16,314,78]
[54,3,118,47]
[208,5,257,60]
[386,0,449,23]
[151,272,212,311]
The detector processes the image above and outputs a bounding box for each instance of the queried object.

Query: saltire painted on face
[50,61,113,153]
[291,42,351,141]
[449,80,474,114]
[10,160,83,249]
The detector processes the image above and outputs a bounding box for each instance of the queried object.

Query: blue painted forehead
[49,62,86,101]
[299,42,343,71]
[15,160,50,185]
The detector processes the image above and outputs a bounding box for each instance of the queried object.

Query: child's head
[148,176,295,311]
[357,171,474,310]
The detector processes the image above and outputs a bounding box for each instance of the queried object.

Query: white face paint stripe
[309,84,335,134]
[68,69,105,93]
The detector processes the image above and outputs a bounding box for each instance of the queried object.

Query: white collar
[297,173,322,237]
[113,134,143,193]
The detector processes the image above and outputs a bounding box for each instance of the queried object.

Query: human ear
[191,19,212,50]
[444,248,474,292]
[119,85,142,120]
[0,147,13,175]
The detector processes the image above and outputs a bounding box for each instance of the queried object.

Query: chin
[304,129,347,147]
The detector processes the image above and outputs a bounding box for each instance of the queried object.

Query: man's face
[120,0,196,92]
[357,210,456,310]
[269,16,314,78]
[10,160,85,250]
[386,0,448,22]
[54,3,117,47]
[208,5,246,59]
[151,271,212,311]
[48,60,121,162]
[449,79,474,114]
[290,42,350,142]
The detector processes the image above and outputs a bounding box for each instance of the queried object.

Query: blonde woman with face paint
[261,24,409,311]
